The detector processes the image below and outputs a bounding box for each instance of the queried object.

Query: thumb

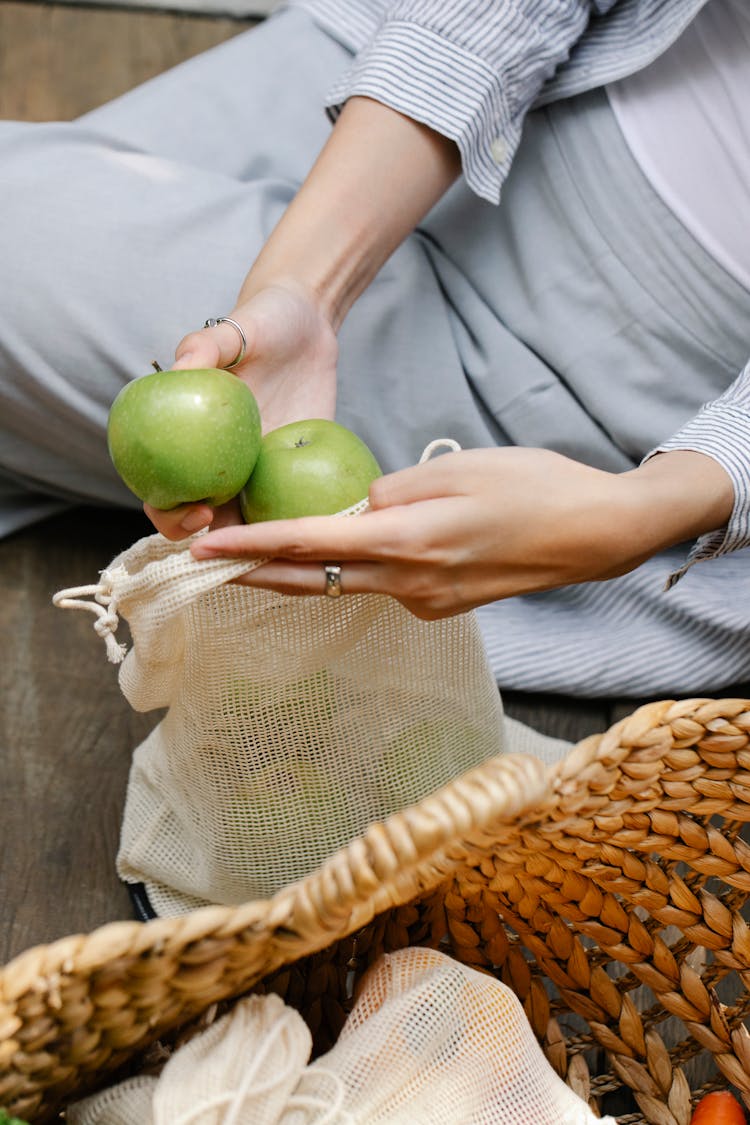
[172,317,249,371]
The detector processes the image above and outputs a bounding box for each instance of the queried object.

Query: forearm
[238,95,462,329]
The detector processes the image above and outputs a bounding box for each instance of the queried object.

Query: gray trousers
[2,9,748,694]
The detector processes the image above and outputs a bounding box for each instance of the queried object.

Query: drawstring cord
[419,437,461,462]
[52,568,127,664]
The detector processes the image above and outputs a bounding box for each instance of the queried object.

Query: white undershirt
[607,0,750,291]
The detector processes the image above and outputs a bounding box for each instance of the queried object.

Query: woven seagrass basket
[2,696,750,1124]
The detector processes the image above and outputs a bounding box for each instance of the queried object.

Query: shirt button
[490,136,507,164]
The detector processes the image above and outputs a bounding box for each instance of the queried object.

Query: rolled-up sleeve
[644,360,750,585]
[294,0,599,203]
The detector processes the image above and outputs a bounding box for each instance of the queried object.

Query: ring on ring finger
[323,564,343,598]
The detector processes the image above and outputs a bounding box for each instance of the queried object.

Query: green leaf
[0,1109,31,1124]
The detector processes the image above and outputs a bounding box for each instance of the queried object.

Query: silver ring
[323,564,343,598]
[204,317,247,369]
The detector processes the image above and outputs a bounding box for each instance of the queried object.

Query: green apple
[221,755,356,859]
[239,418,382,523]
[375,719,492,812]
[220,668,336,728]
[107,367,262,510]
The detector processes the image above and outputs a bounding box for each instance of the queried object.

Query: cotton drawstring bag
[54,444,516,914]
[66,992,314,1125]
[66,947,617,1124]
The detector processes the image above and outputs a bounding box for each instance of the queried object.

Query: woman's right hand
[144,279,338,541]
[174,279,338,433]
[144,95,463,541]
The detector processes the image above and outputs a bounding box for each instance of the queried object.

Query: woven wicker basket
[2,697,750,1124]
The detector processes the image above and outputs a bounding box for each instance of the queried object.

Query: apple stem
[151,360,163,372]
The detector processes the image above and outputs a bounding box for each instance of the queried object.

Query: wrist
[623,450,734,554]
[237,217,376,334]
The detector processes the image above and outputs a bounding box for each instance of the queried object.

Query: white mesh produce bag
[303,946,617,1124]
[54,510,507,914]
[66,992,314,1125]
[67,949,616,1124]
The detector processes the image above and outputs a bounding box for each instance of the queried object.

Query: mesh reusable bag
[66,948,617,1124]
[66,993,313,1125]
[305,946,618,1124]
[55,524,506,914]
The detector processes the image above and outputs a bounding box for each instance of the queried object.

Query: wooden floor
[0,2,737,979]
[0,2,250,121]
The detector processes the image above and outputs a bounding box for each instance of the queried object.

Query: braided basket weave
[2,697,750,1124]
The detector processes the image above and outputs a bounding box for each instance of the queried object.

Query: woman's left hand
[188,445,722,619]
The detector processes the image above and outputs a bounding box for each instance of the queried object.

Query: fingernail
[191,543,217,559]
[173,352,196,370]
[181,510,211,532]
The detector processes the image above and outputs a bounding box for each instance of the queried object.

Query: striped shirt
[288,0,750,577]
[288,0,709,202]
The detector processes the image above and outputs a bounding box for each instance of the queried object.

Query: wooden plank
[0,1,250,121]
[0,507,159,962]
[503,690,609,745]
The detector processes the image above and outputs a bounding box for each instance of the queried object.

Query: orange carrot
[690,1091,746,1124]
